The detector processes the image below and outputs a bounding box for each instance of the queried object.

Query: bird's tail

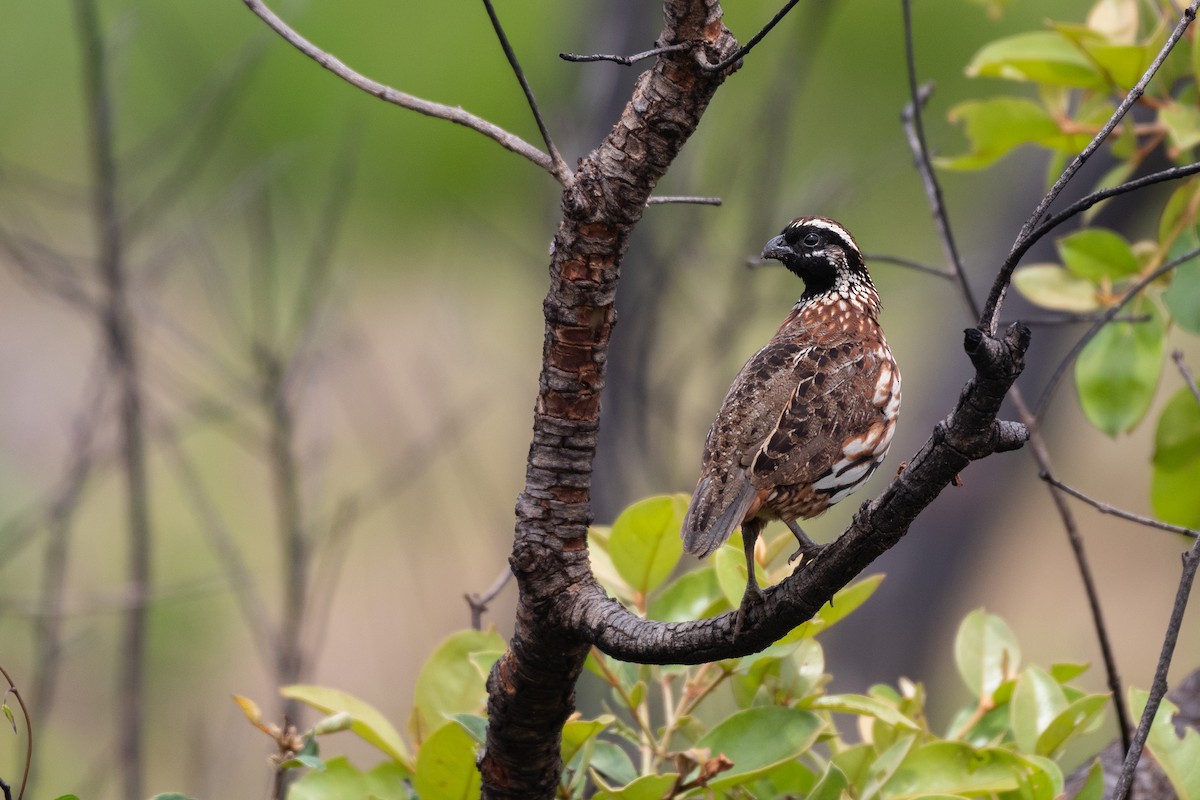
[681,475,756,559]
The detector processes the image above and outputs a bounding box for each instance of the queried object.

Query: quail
[681,216,901,630]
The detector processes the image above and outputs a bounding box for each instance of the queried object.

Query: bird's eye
[803,233,821,247]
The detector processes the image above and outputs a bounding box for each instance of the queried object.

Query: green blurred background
[2,0,1197,797]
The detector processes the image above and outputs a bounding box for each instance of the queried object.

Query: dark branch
[466,567,514,631]
[1173,350,1200,404]
[1113,533,1200,800]
[864,252,957,280]
[701,0,803,73]
[481,0,571,181]
[560,42,691,66]
[1040,472,1198,539]
[900,1,978,317]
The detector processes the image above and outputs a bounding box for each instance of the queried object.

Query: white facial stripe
[791,217,859,252]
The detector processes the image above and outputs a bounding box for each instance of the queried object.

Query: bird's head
[761,217,871,298]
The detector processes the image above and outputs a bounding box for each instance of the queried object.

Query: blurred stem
[72,1,153,798]
[257,346,308,726]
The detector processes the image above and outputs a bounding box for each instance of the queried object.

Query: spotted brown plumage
[681,216,901,629]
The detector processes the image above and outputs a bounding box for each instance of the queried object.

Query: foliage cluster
[945,0,1200,526]
[196,495,1195,800]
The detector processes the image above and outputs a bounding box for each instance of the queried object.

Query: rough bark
[479,3,739,797]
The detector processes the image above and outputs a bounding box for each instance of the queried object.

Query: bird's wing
[749,337,884,489]
[682,339,812,556]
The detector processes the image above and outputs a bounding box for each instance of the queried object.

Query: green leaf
[1053,22,1156,90]
[1152,387,1200,527]
[1036,693,1109,757]
[939,98,1065,170]
[1,703,14,733]
[1075,307,1164,436]
[782,574,884,642]
[413,721,482,800]
[648,567,728,622]
[608,494,688,597]
[1012,264,1100,312]
[282,685,413,769]
[562,715,613,767]
[1165,254,1200,333]
[408,628,505,743]
[807,765,850,800]
[589,525,636,603]
[450,713,487,744]
[809,693,921,731]
[1132,688,1200,800]
[1072,759,1106,800]
[966,31,1108,88]
[587,740,638,788]
[860,733,918,799]
[591,772,677,800]
[695,706,824,790]
[290,757,413,800]
[1163,103,1200,153]
[1057,229,1139,283]
[1049,662,1090,683]
[883,742,1029,797]
[955,609,1021,701]
[1011,667,1069,753]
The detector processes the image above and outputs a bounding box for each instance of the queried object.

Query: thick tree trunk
[479,3,739,797]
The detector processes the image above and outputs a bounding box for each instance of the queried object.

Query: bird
[681,216,900,632]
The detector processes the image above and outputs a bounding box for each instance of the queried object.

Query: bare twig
[1173,350,1200,403]
[1033,244,1200,418]
[701,0,804,73]
[0,664,32,800]
[646,195,722,206]
[466,566,514,630]
[900,3,977,316]
[72,0,154,795]
[864,252,957,280]
[1040,472,1198,539]
[1014,312,1151,326]
[481,0,570,181]
[240,0,561,181]
[1113,533,1200,800]
[560,42,690,66]
[981,0,1200,335]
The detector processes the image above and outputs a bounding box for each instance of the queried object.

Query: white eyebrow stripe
[788,217,859,251]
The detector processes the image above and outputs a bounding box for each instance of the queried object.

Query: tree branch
[479,2,740,795]
[480,0,571,181]
[240,0,563,181]
[1040,472,1198,540]
[1113,532,1200,800]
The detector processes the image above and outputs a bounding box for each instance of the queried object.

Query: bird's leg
[733,519,766,639]
[785,519,825,565]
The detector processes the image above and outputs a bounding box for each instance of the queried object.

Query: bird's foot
[784,519,825,566]
[787,541,827,566]
[732,583,766,640]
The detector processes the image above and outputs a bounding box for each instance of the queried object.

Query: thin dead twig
[560,42,690,66]
[1040,472,1198,540]
[1113,532,1200,800]
[241,0,561,181]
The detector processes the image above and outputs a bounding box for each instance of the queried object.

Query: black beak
[761,234,794,263]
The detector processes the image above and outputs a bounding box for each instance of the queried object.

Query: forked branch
[241,0,563,181]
